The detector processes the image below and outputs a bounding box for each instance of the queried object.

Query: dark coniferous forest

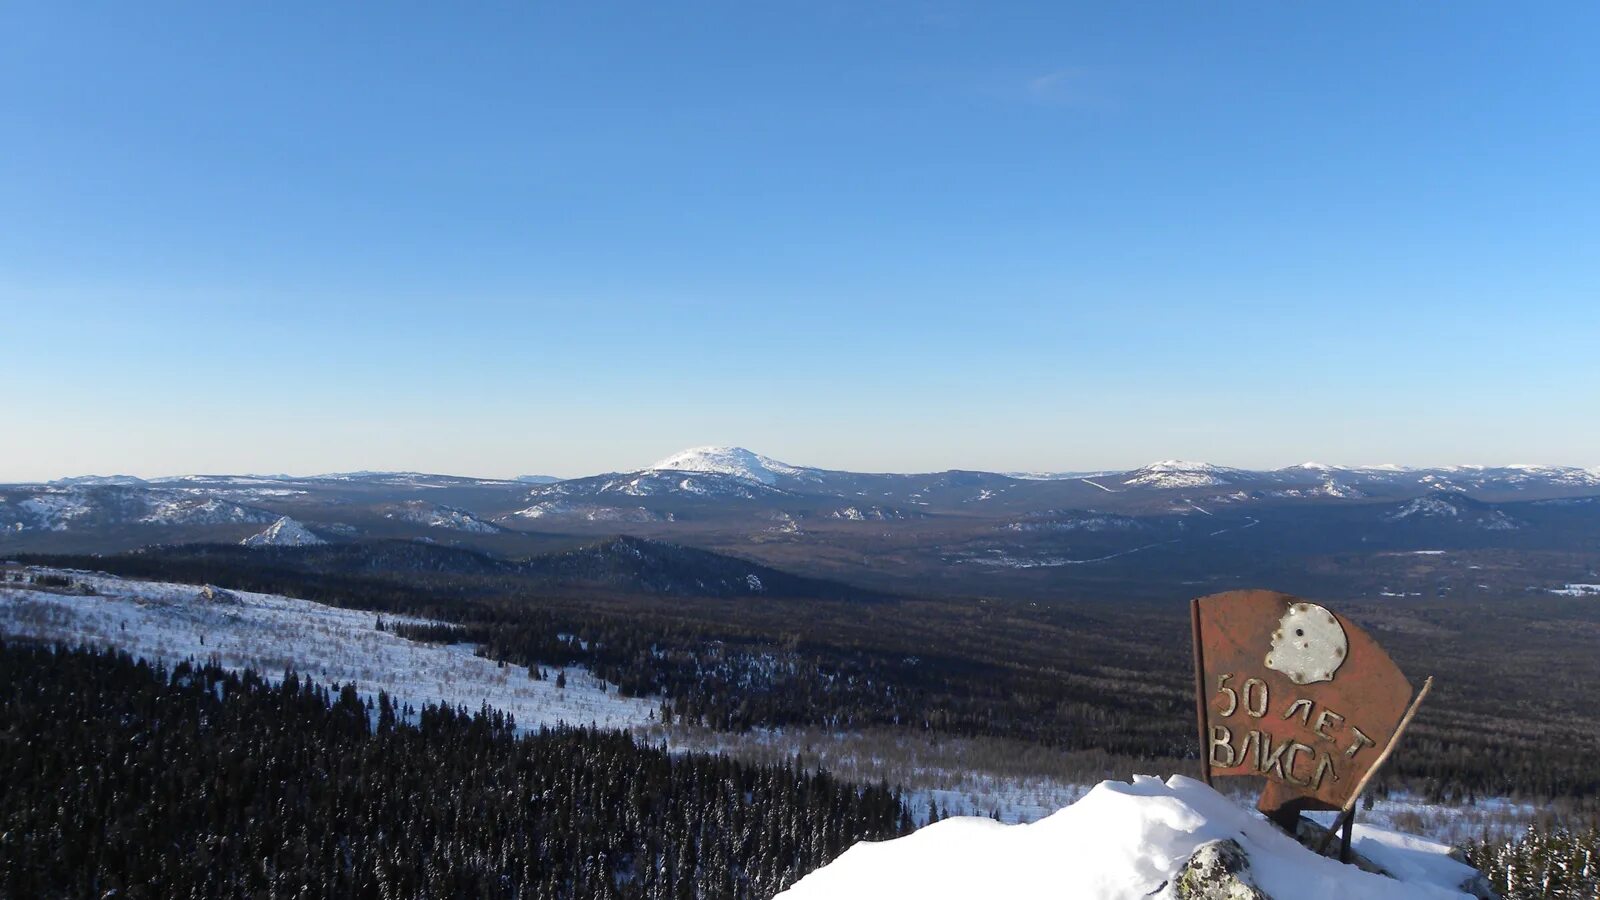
[0,640,909,900]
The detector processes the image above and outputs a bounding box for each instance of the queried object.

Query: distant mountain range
[6,446,1599,603]
[21,446,1600,498]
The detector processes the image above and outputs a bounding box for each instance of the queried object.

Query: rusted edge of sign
[1190,597,1212,787]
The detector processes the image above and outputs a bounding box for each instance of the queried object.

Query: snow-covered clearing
[0,568,658,731]
[658,723,1536,846]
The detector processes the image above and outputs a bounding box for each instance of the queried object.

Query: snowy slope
[779,775,1478,899]
[1386,495,1520,530]
[0,569,658,731]
[525,470,793,503]
[14,491,96,530]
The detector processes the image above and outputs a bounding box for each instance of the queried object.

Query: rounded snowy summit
[647,446,809,485]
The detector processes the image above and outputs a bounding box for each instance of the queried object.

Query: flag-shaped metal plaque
[1191,590,1414,818]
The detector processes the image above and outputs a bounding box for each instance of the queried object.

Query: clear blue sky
[3,2,1596,480]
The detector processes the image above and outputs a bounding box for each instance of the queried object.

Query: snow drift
[778,775,1487,899]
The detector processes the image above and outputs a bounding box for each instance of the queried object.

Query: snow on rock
[241,516,327,547]
[779,775,1479,900]
[0,568,658,732]
[1550,583,1600,597]
[648,446,815,485]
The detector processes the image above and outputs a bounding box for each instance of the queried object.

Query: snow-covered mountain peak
[1142,459,1224,471]
[241,516,327,547]
[1284,461,1340,472]
[1122,460,1240,489]
[647,446,812,485]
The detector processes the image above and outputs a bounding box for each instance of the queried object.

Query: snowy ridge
[553,470,790,496]
[47,474,148,487]
[1386,496,1519,530]
[241,516,327,547]
[0,569,657,732]
[140,497,277,526]
[779,775,1480,899]
[384,501,503,533]
[14,491,96,531]
[1391,498,1462,520]
[508,501,671,523]
[2,487,280,533]
[1282,461,1338,472]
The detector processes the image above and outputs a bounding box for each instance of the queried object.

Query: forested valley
[26,542,1600,808]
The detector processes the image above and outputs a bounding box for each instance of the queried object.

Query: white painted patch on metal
[1265,602,1348,685]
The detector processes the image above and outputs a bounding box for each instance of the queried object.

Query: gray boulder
[1177,839,1268,900]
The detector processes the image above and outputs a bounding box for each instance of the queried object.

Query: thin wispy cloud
[1025,67,1108,108]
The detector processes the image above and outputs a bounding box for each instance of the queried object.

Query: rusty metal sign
[1190,590,1422,829]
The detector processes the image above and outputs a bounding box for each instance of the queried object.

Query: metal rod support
[1339,808,1355,863]
[1318,675,1434,855]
